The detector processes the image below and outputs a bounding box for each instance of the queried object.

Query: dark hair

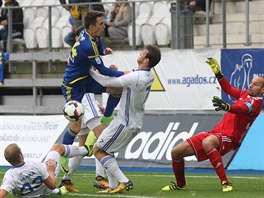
[84,10,105,29]
[4,143,23,166]
[145,45,161,68]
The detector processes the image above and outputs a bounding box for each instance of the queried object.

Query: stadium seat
[36,17,59,48]
[136,2,153,25]
[24,28,37,48]
[36,7,61,19]
[21,0,43,27]
[23,7,36,28]
[27,16,45,30]
[24,17,45,49]
[19,0,34,7]
[128,24,142,46]
[54,16,71,48]
[128,2,152,46]
[36,7,49,18]
[141,2,169,45]
[36,27,49,48]
[55,16,71,29]
[155,14,171,46]
[43,0,58,5]
[52,27,63,48]
[141,24,156,45]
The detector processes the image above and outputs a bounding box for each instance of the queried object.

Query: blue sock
[104,94,120,117]
[62,128,77,145]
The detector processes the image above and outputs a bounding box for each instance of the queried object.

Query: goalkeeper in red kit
[162,58,264,192]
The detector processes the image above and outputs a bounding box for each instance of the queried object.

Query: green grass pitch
[1,170,263,198]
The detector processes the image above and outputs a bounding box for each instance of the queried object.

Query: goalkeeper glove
[206,58,223,80]
[212,96,231,111]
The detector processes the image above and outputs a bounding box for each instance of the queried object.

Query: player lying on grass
[162,58,264,192]
[0,143,89,197]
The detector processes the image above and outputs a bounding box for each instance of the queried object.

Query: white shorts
[79,93,102,135]
[96,119,139,154]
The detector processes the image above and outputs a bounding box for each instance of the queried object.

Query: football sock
[62,174,71,180]
[62,127,77,145]
[104,94,120,117]
[106,169,118,189]
[63,145,88,158]
[100,155,128,183]
[95,158,106,178]
[172,159,186,188]
[44,151,61,177]
[206,147,228,183]
[68,156,83,178]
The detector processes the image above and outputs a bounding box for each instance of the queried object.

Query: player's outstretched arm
[212,96,231,111]
[206,58,224,80]
[43,159,57,190]
[89,69,123,87]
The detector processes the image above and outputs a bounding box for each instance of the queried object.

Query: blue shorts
[61,77,106,102]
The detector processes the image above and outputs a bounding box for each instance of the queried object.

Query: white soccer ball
[63,100,84,122]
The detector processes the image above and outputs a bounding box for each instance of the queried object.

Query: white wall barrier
[0,115,68,166]
[0,114,262,170]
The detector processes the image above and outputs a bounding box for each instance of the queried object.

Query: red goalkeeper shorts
[187,132,236,162]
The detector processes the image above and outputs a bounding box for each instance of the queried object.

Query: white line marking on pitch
[63,173,263,180]
[68,193,156,198]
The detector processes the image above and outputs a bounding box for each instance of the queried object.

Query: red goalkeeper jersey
[210,77,263,147]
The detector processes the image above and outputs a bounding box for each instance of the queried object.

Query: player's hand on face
[45,159,56,172]
[109,64,118,70]
[104,47,113,55]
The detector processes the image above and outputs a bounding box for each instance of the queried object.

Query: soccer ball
[63,100,84,122]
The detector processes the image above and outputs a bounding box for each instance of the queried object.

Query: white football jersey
[0,161,51,197]
[90,69,154,129]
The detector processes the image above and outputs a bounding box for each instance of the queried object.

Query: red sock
[206,147,228,183]
[172,159,186,188]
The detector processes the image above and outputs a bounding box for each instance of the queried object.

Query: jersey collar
[86,31,97,42]
[12,162,25,168]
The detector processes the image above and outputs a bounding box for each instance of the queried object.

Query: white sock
[95,158,105,178]
[100,155,129,183]
[106,169,118,189]
[63,145,88,158]
[51,188,60,194]
[62,174,71,180]
[68,156,83,178]
[44,151,60,177]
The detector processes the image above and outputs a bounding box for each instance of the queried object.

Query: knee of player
[70,122,82,133]
[171,146,183,160]
[171,141,193,160]
[50,144,65,155]
[93,145,103,156]
[202,135,219,152]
